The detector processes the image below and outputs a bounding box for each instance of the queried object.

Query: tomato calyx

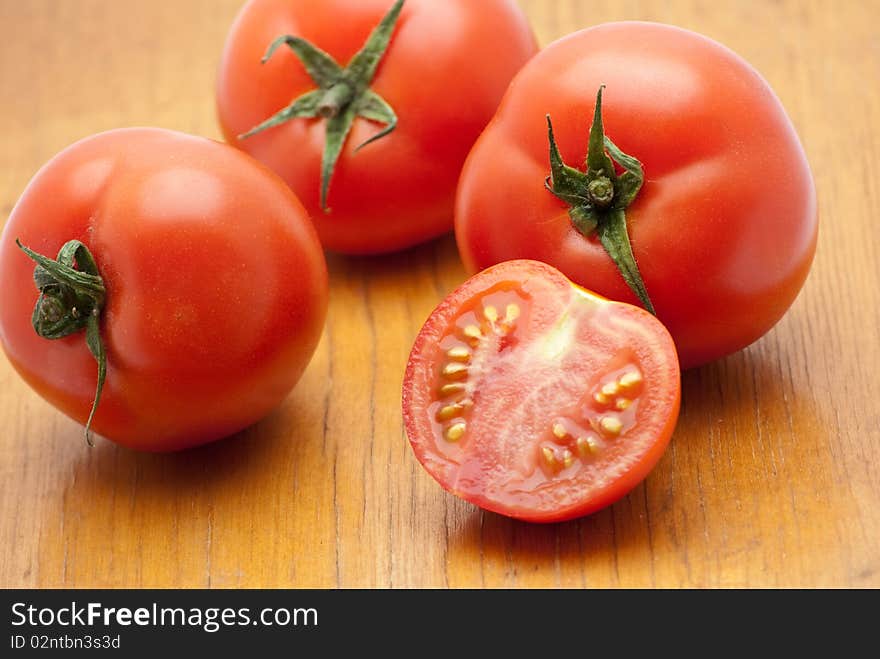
[545,86,655,314]
[239,0,404,212]
[16,239,106,446]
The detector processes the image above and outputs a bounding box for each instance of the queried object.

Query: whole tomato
[0,128,328,451]
[216,0,537,254]
[455,22,818,368]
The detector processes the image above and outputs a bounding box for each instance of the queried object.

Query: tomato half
[217,0,537,254]
[0,128,328,451]
[455,22,817,368]
[402,260,680,523]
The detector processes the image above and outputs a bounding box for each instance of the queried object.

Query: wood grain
[1,0,877,588]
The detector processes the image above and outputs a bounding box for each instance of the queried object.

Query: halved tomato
[402,260,680,522]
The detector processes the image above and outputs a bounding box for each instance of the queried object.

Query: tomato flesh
[403,260,680,522]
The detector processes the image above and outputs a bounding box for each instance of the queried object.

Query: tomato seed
[577,436,601,456]
[618,370,643,389]
[439,383,465,397]
[445,423,466,442]
[601,382,620,396]
[437,404,463,421]
[447,346,471,362]
[442,363,469,380]
[462,325,483,342]
[600,416,623,436]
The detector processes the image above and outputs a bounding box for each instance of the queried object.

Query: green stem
[239,0,405,212]
[17,239,107,445]
[318,83,355,118]
[545,87,655,314]
[597,211,655,315]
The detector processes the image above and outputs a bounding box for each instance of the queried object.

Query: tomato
[217,0,537,254]
[455,22,817,368]
[0,128,328,451]
[402,260,680,523]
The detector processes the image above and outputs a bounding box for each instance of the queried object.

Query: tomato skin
[403,260,680,523]
[217,0,537,254]
[455,22,818,369]
[0,128,328,451]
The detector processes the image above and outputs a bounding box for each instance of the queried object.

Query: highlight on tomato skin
[402,260,680,523]
[216,0,538,255]
[0,127,329,452]
[454,21,817,369]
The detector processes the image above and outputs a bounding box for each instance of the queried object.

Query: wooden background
[1,0,878,588]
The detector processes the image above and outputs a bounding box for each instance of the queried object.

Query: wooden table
[1,0,877,589]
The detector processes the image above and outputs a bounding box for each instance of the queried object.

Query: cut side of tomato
[402,260,680,522]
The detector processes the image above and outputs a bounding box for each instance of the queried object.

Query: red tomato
[0,128,328,451]
[402,260,680,523]
[217,0,537,254]
[455,22,817,368]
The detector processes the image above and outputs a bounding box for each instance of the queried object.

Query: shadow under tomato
[675,333,825,450]
[34,388,325,583]
[59,391,315,498]
[445,482,660,587]
[324,232,466,297]
[444,335,826,586]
